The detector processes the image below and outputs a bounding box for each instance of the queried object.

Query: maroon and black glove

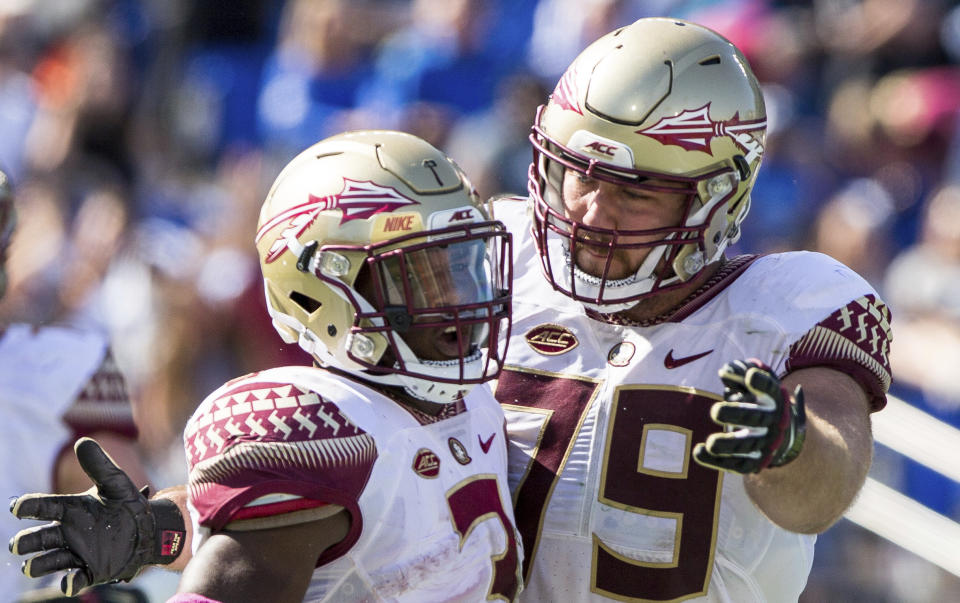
[9,438,185,596]
[693,359,806,474]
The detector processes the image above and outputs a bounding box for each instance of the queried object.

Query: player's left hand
[693,359,806,474]
[8,437,184,596]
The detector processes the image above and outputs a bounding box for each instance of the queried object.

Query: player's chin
[573,251,636,281]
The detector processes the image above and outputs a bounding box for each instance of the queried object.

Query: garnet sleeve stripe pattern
[786,294,892,410]
[184,378,377,531]
[188,435,377,496]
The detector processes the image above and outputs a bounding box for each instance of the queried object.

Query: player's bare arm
[175,511,350,603]
[745,367,872,533]
[693,359,874,533]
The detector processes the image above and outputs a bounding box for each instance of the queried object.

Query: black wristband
[150,498,186,564]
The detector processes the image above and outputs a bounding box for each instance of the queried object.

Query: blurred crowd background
[1,0,959,600]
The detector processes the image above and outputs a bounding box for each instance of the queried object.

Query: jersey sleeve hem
[190,479,364,568]
[226,503,345,531]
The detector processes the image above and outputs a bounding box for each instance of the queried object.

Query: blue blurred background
[1,0,958,600]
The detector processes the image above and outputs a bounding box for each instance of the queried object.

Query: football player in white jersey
[491,18,892,602]
[0,168,151,600]
[10,131,522,602]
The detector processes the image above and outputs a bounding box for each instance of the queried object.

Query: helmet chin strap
[549,180,737,313]
[266,283,482,405]
[391,341,485,404]
[556,238,674,313]
[396,360,478,404]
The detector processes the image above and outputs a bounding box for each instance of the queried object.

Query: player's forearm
[176,516,345,602]
[153,484,193,571]
[744,368,873,534]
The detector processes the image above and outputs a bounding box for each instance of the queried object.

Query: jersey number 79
[497,368,724,602]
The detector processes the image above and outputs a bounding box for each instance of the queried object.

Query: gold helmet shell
[256,130,512,402]
[530,17,766,312]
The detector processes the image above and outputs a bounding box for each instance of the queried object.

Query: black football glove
[8,437,185,596]
[693,359,806,474]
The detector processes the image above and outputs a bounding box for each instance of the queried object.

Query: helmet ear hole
[289,291,322,313]
[734,155,751,180]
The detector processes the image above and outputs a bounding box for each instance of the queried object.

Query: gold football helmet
[256,130,512,403]
[530,17,766,312]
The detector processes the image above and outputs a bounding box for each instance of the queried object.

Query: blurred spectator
[356,0,532,145]
[885,184,960,407]
[526,0,656,84]
[808,178,895,288]
[165,0,274,166]
[445,70,548,199]
[874,183,960,600]
[0,8,38,181]
[23,18,137,182]
[256,0,400,159]
[0,168,150,600]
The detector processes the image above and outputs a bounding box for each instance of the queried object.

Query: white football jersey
[491,199,891,603]
[0,324,136,597]
[183,366,522,602]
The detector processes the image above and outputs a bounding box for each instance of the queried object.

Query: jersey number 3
[498,368,723,602]
[447,475,521,601]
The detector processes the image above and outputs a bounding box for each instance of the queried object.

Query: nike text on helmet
[529,18,766,312]
[256,130,513,403]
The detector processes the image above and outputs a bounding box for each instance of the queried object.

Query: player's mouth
[576,232,610,251]
[574,245,645,281]
[434,325,470,358]
[580,242,609,259]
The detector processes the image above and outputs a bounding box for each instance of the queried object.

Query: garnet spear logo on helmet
[258,179,420,263]
[551,66,583,115]
[636,104,766,159]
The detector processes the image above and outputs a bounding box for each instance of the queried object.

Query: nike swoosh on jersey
[478,432,496,453]
[664,348,713,369]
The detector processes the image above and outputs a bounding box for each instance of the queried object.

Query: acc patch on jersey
[413,448,441,478]
[525,324,579,355]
